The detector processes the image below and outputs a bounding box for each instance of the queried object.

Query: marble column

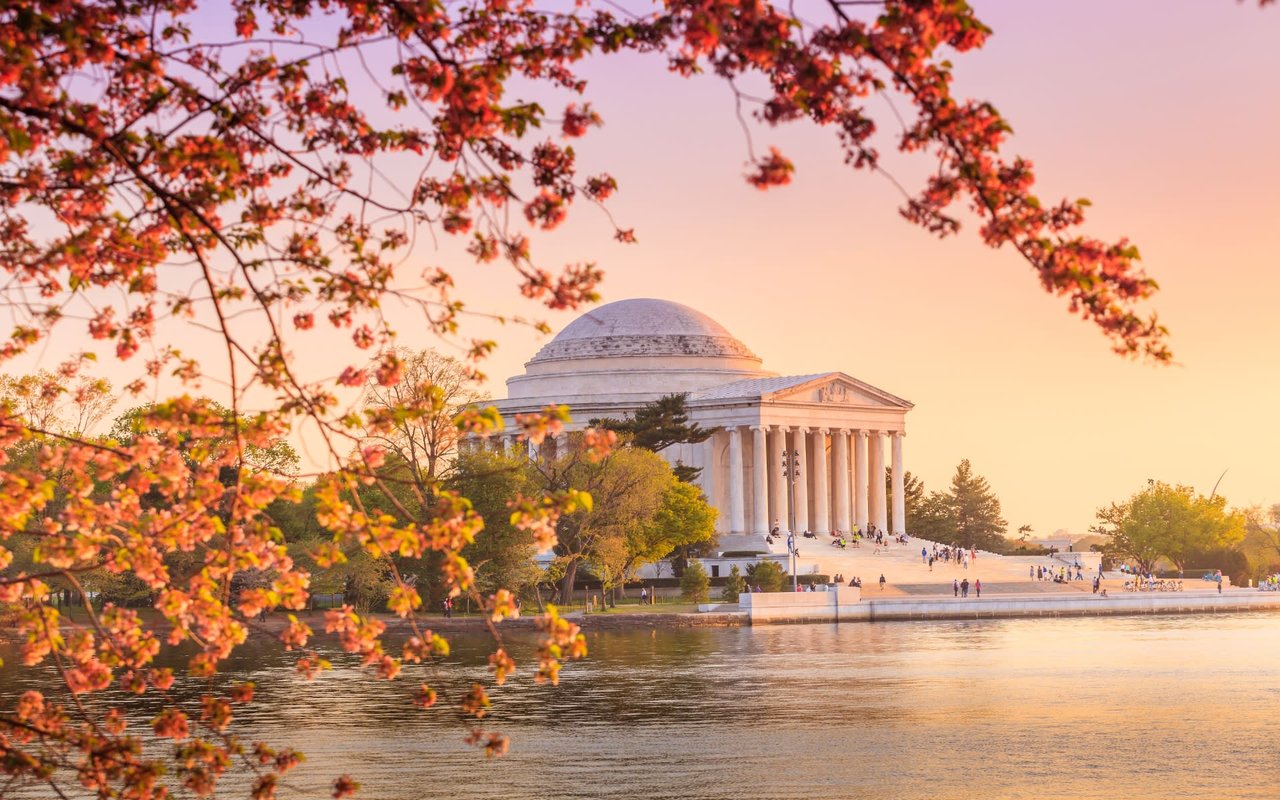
[833,430,851,533]
[812,429,830,534]
[728,426,745,534]
[704,435,720,528]
[555,433,569,460]
[853,430,869,533]
[769,426,787,532]
[751,426,768,535]
[869,431,888,533]
[891,431,906,534]
[793,426,809,533]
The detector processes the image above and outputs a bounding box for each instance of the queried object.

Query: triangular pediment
[763,372,912,409]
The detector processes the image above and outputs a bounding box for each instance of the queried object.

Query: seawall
[740,589,1280,625]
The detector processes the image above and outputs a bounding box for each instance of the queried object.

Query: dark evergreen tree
[679,559,710,603]
[905,460,1009,550]
[948,459,1008,550]
[591,393,718,482]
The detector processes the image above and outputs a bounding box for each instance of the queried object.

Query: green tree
[586,533,629,609]
[947,459,1008,550]
[746,560,788,593]
[909,490,957,544]
[721,564,744,602]
[679,559,710,603]
[449,450,542,599]
[903,460,1007,549]
[624,479,716,583]
[591,394,717,482]
[1240,504,1280,580]
[1093,482,1246,573]
[536,442,674,602]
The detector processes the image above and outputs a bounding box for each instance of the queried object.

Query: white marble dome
[528,298,759,363]
[505,298,773,409]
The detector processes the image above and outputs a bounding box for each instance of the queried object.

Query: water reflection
[3,613,1280,799]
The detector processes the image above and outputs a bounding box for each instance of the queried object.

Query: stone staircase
[709,533,1097,595]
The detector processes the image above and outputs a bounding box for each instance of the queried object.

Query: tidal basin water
[4,612,1280,799]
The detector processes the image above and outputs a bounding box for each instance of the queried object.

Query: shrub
[680,560,710,603]
[746,560,788,593]
[721,564,744,602]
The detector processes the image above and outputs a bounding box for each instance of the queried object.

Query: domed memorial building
[491,298,912,549]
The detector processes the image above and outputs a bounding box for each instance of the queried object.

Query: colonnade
[711,425,905,537]
[468,424,907,538]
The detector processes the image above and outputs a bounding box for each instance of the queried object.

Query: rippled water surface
[4,613,1280,799]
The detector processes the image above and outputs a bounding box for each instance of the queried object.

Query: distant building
[487,298,913,550]
[1028,530,1081,552]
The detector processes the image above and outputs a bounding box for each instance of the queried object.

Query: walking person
[953,578,959,597]
[975,578,981,598]
[879,574,886,591]
[960,578,969,598]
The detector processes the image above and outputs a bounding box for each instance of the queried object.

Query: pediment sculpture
[818,383,851,404]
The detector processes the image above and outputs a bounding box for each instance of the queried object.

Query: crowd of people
[925,543,978,571]
[767,523,910,553]
[1030,563,1086,582]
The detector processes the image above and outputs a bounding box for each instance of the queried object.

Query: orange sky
[447,0,1280,537]
[10,0,1277,540]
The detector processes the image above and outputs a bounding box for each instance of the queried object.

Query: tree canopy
[533,439,715,603]
[1092,482,1247,573]
[908,459,1008,550]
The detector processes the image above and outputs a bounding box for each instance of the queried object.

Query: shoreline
[728,589,1280,626]
[6,591,1278,641]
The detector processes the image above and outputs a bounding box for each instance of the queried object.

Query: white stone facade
[492,298,913,550]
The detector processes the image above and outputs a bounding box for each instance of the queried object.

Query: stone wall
[739,588,1280,624]
[737,585,862,622]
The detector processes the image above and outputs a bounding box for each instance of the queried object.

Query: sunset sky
[13,1,1278,540]
[448,0,1280,537]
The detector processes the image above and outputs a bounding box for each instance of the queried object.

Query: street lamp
[782,448,801,591]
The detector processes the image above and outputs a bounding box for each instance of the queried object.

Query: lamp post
[782,448,801,591]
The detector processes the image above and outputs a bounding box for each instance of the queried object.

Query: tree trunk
[559,560,579,609]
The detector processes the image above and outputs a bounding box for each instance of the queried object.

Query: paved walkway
[767,534,1094,591]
